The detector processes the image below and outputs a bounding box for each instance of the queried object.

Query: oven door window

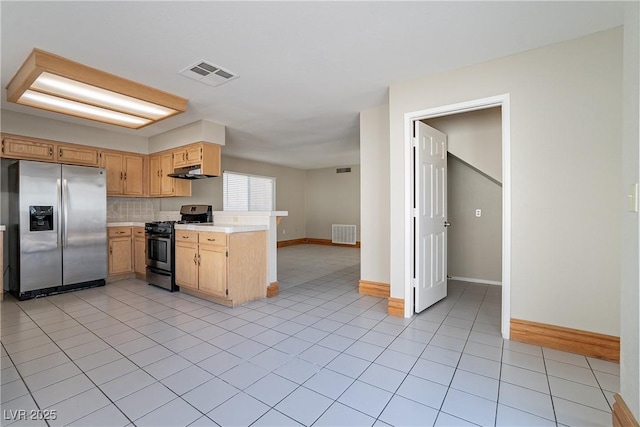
[147,235,173,271]
[147,237,168,263]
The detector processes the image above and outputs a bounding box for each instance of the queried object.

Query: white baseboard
[450,276,502,286]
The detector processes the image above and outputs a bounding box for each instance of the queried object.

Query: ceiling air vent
[179,60,239,87]
[336,167,351,174]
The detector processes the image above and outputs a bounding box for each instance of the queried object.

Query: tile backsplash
[107,198,154,222]
[155,211,181,221]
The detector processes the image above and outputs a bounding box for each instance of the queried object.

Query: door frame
[403,93,511,339]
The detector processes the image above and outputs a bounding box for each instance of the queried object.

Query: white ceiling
[0,1,625,169]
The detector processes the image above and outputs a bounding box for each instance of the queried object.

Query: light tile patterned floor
[0,245,619,426]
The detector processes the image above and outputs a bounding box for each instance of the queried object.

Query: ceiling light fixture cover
[6,49,188,129]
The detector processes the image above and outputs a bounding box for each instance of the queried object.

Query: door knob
[444,221,451,227]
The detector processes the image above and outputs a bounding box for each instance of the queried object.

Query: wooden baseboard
[277,238,307,248]
[613,393,639,427]
[359,280,390,298]
[267,282,279,298]
[277,238,361,248]
[388,297,404,317]
[510,318,620,362]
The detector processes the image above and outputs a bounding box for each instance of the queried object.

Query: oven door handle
[146,233,172,239]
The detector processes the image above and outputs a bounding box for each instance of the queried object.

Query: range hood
[168,165,216,179]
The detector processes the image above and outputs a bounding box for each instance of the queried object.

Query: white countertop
[107,222,146,228]
[174,223,267,233]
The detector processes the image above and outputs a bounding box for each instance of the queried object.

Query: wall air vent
[178,60,239,87]
[336,167,351,174]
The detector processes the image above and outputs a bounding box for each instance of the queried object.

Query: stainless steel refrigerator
[8,160,107,299]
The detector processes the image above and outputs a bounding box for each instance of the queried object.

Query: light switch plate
[628,183,638,212]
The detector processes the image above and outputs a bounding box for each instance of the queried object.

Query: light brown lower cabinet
[108,227,133,277]
[133,227,146,279]
[175,230,267,307]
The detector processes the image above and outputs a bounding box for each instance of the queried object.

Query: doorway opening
[405,94,511,339]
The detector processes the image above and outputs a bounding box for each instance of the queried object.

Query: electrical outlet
[282,229,286,234]
[628,183,638,212]
[475,209,482,217]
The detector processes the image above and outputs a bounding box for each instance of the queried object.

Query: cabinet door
[160,153,174,196]
[109,237,133,275]
[201,143,221,176]
[149,155,161,196]
[101,152,124,195]
[2,137,55,161]
[184,145,202,166]
[58,145,99,166]
[133,228,146,275]
[123,155,144,196]
[175,241,199,290]
[173,149,187,168]
[198,244,228,298]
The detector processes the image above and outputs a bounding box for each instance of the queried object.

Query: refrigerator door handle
[57,178,62,248]
[63,178,69,248]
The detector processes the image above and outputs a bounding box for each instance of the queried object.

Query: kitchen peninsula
[174,223,268,307]
[212,211,288,297]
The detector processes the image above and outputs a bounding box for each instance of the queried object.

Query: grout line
[2,249,616,426]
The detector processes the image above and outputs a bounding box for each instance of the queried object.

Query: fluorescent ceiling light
[6,49,187,129]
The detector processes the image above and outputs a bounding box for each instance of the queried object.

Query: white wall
[620,2,640,419]
[427,107,502,183]
[305,166,360,241]
[1,110,149,153]
[386,28,622,335]
[148,119,225,153]
[360,104,391,285]
[447,155,502,283]
[0,110,360,246]
[159,155,307,242]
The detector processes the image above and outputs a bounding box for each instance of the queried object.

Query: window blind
[223,171,275,211]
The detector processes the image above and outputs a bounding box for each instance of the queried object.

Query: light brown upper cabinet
[100,150,145,197]
[57,143,100,167]
[149,154,162,196]
[172,142,221,176]
[148,152,191,197]
[1,135,56,162]
[1,133,219,199]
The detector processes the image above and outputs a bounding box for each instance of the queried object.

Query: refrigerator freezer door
[18,161,62,291]
[62,165,107,285]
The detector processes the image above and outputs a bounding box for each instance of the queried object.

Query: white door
[414,121,448,313]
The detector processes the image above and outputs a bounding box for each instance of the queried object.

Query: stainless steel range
[145,205,212,291]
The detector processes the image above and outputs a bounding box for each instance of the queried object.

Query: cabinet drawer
[199,232,227,247]
[133,227,145,238]
[176,230,198,243]
[108,227,132,238]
